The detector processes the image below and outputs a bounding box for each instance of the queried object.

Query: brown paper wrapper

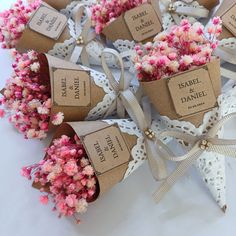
[197,0,219,10]
[43,0,72,10]
[214,0,236,40]
[102,2,162,42]
[34,120,138,201]
[141,59,221,127]
[16,3,70,53]
[40,54,106,123]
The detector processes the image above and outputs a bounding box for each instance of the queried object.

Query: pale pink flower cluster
[91,0,147,34]
[0,0,41,49]
[0,50,64,139]
[21,134,97,223]
[133,18,222,81]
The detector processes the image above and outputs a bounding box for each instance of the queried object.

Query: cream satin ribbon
[160,0,209,24]
[119,90,169,180]
[101,49,168,180]
[69,4,96,66]
[153,112,236,203]
[101,48,131,118]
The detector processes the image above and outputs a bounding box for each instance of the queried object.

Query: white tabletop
[1,1,236,236]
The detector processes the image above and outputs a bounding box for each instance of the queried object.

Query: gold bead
[199,140,211,150]
[77,36,84,45]
[168,3,176,13]
[144,128,156,140]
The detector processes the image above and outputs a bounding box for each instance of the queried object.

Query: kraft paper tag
[82,125,131,175]
[124,3,162,42]
[167,67,217,117]
[52,68,91,107]
[222,3,236,37]
[28,5,67,40]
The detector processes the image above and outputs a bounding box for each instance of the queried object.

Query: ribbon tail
[153,148,203,203]
[70,45,83,64]
[116,99,126,118]
[210,145,236,158]
[146,139,168,181]
[171,13,181,25]
[80,47,90,67]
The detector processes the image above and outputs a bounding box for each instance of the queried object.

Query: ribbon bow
[69,4,96,66]
[101,49,168,180]
[160,0,209,24]
[153,112,236,203]
[101,48,134,118]
[119,90,169,180]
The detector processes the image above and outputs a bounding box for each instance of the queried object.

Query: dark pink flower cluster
[0,0,41,49]
[133,18,222,81]
[22,134,98,223]
[91,0,147,34]
[0,50,64,139]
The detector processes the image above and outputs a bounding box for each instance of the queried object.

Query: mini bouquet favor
[133,18,233,210]
[134,18,222,127]
[21,115,168,222]
[0,1,120,67]
[0,50,134,139]
[91,0,163,43]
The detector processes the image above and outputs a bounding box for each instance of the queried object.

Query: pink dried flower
[0,109,5,118]
[22,134,98,223]
[0,0,41,49]
[91,0,147,34]
[40,195,49,205]
[0,51,64,139]
[133,18,222,81]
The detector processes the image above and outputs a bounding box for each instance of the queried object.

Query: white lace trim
[103,118,169,180]
[219,38,236,51]
[160,87,236,208]
[47,1,123,67]
[68,66,118,120]
[113,40,136,73]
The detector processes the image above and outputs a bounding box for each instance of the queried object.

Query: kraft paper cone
[44,0,72,10]
[214,0,236,40]
[34,120,138,200]
[141,59,221,127]
[102,2,162,42]
[16,3,70,53]
[40,54,106,123]
[197,0,219,10]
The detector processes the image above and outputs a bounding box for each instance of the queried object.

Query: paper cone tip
[0,88,5,95]
[221,205,227,213]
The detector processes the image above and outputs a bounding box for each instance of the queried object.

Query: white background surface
[1,1,236,236]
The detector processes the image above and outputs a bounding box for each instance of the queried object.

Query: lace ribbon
[69,4,96,66]
[153,112,236,203]
[160,0,209,24]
